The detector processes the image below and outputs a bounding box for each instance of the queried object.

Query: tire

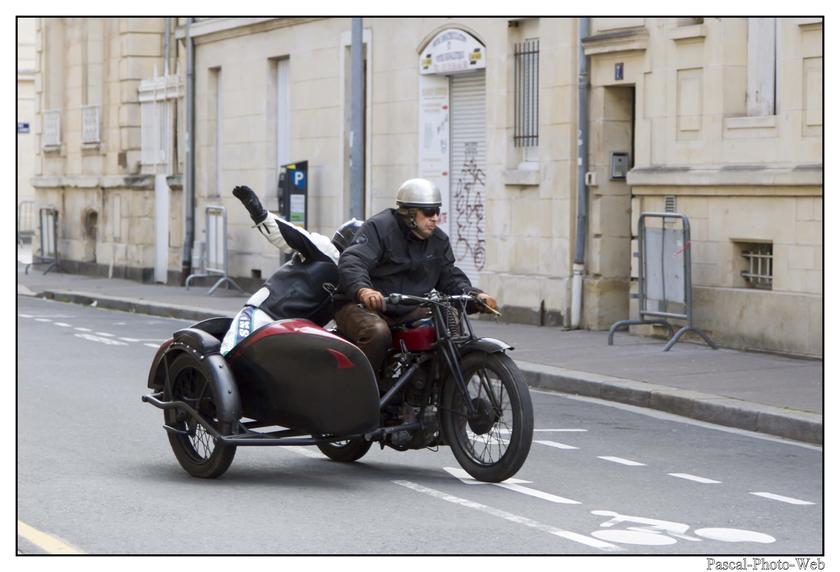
[316,438,373,462]
[441,352,533,483]
[164,354,237,478]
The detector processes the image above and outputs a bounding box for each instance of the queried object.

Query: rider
[221,185,362,355]
[335,178,498,376]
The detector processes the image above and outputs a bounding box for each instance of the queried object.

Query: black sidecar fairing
[226,319,380,436]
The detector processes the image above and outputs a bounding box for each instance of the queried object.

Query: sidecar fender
[146,329,242,424]
[459,337,513,356]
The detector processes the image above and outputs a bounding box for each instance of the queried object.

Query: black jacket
[337,209,477,317]
[251,215,338,326]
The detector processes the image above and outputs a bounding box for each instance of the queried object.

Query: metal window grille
[43,110,61,147]
[740,243,773,289]
[664,195,677,213]
[81,105,101,144]
[514,38,539,148]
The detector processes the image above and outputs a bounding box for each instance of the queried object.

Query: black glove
[233,185,267,222]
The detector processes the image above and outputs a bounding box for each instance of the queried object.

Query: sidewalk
[17,263,823,445]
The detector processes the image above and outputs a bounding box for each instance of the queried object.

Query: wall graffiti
[453,142,485,270]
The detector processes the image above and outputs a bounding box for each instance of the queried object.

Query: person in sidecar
[220,185,362,355]
[335,178,498,376]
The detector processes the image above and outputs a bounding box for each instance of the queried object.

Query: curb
[517,361,822,445]
[29,288,822,446]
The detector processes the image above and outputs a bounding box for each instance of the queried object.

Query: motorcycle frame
[141,294,509,448]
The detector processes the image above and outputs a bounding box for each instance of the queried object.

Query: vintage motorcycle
[142,291,533,483]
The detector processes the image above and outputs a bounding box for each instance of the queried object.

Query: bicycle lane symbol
[589,510,776,547]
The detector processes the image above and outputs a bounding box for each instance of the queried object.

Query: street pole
[571,17,590,329]
[181,18,196,284]
[350,17,364,220]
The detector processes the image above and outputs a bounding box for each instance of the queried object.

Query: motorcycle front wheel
[441,352,533,483]
[164,353,237,478]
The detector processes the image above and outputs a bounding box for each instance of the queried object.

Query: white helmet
[396,178,442,208]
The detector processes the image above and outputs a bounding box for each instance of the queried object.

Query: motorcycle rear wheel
[442,352,533,483]
[164,354,237,478]
[316,438,372,462]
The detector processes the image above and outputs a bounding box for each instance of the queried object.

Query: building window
[43,109,61,148]
[737,241,773,290]
[514,37,539,152]
[747,18,777,116]
[664,195,677,213]
[81,105,100,144]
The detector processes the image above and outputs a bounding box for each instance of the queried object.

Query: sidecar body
[146,317,380,437]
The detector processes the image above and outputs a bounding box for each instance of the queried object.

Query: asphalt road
[17,296,823,555]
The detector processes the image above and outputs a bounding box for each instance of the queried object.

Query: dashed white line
[444,466,581,504]
[144,343,161,348]
[35,318,52,323]
[119,337,140,342]
[74,327,92,332]
[535,440,579,450]
[393,480,620,552]
[53,322,71,327]
[598,456,646,466]
[750,492,814,505]
[95,332,115,337]
[19,313,33,318]
[668,473,721,484]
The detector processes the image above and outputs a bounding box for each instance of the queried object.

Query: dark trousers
[334,304,429,375]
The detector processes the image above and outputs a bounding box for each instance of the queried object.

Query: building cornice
[31,175,183,191]
[627,164,822,189]
[582,27,649,56]
[175,17,325,44]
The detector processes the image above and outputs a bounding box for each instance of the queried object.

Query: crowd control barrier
[185,205,244,295]
[608,212,716,351]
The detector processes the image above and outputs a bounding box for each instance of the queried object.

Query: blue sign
[17,122,30,134]
[293,170,306,189]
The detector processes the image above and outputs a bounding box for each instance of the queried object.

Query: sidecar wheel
[316,438,372,462]
[164,354,237,478]
[442,352,533,483]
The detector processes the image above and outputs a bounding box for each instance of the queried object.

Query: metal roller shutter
[449,70,486,287]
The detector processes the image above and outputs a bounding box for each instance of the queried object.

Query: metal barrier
[185,205,244,295]
[35,207,62,275]
[608,212,716,351]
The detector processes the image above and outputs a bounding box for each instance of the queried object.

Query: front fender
[458,337,513,356]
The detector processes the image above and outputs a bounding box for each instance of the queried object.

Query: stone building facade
[30,17,822,356]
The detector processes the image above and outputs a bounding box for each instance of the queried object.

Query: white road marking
[74,327,92,332]
[144,343,161,348]
[285,447,322,459]
[694,528,776,543]
[750,492,815,505]
[53,322,71,327]
[444,467,581,504]
[95,331,115,337]
[500,428,587,434]
[119,337,141,342]
[17,520,85,554]
[19,313,33,318]
[535,440,579,450]
[74,333,129,346]
[35,318,52,323]
[542,391,821,451]
[598,456,646,466]
[668,473,721,484]
[394,480,620,551]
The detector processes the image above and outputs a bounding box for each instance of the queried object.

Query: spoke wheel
[164,354,236,478]
[442,352,533,482]
[316,438,372,462]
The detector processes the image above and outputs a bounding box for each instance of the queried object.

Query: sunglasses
[418,207,441,217]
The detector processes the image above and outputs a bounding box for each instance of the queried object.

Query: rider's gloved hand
[358,288,386,312]
[233,185,268,223]
[477,292,498,313]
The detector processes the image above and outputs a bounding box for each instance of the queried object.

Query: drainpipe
[349,17,365,220]
[571,17,590,329]
[164,18,171,75]
[180,17,195,284]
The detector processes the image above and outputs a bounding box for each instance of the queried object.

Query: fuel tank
[391,321,437,352]
[226,319,380,435]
